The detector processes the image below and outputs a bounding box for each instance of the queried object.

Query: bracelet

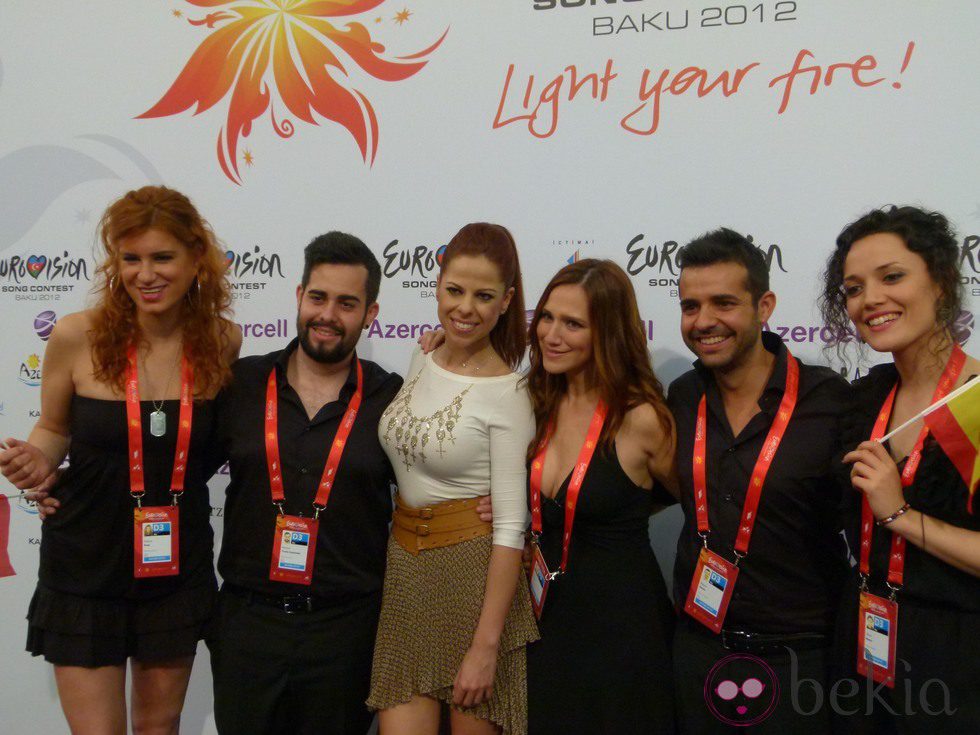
[876,503,911,526]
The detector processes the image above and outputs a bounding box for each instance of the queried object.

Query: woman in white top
[368,223,538,735]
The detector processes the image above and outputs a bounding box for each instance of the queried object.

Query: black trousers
[209,587,381,735]
[673,620,835,734]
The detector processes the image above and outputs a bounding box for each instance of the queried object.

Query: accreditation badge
[684,548,738,634]
[527,542,553,620]
[133,506,180,578]
[269,515,319,585]
[857,591,898,688]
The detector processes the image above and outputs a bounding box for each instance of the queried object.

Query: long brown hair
[527,259,672,457]
[90,186,234,395]
[439,223,527,369]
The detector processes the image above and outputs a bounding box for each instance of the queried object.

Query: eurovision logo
[382,240,447,296]
[0,252,89,302]
[223,246,287,300]
[138,1,447,184]
[625,233,787,295]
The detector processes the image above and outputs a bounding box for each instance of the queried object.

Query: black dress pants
[209,587,381,735]
[674,619,835,734]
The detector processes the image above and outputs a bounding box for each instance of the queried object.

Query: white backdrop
[1,1,977,731]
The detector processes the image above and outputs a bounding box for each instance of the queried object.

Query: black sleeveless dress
[832,364,980,733]
[26,396,218,667]
[526,449,676,734]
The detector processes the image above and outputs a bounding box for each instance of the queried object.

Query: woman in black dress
[523,259,677,734]
[821,206,980,732]
[0,186,240,733]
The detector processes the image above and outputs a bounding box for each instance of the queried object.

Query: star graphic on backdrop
[172,9,183,18]
[139,1,447,184]
[394,8,412,25]
[375,16,383,24]
[75,209,91,223]
[242,149,255,166]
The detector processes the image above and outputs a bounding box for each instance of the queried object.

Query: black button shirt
[213,340,402,601]
[669,332,851,634]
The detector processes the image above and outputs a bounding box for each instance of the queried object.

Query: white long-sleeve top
[379,348,533,550]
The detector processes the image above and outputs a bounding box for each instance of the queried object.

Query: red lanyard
[693,352,800,558]
[860,345,966,590]
[264,359,363,518]
[529,401,607,575]
[125,345,194,502]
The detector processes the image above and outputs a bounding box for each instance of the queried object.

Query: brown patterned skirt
[367,534,539,735]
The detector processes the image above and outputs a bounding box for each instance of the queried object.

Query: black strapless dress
[527,449,676,734]
[26,395,218,666]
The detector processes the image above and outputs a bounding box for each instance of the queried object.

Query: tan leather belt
[392,495,491,556]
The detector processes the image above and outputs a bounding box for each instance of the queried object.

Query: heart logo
[27,255,47,278]
[224,250,234,269]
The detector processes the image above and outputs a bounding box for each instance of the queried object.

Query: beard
[297,317,359,364]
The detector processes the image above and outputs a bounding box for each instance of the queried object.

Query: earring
[186,276,202,303]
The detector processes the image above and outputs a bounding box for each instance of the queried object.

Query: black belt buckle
[721,628,828,655]
[721,629,753,653]
[282,594,314,614]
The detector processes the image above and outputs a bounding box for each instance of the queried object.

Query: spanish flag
[924,377,980,512]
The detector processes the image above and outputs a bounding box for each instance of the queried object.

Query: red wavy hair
[90,186,234,395]
[526,259,672,459]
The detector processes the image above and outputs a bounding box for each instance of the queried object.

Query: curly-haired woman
[822,205,980,732]
[1,186,241,733]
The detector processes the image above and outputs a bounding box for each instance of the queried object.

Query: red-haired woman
[0,186,241,733]
[524,259,677,734]
[368,223,538,735]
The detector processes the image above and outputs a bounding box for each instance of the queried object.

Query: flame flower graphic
[138,1,447,184]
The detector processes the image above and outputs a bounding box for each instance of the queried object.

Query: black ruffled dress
[26,396,217,666]
[833,364,980,733]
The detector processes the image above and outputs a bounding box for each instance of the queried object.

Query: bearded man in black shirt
[668,228,851,733]
[204,232,402,734]
[208,233,491,734]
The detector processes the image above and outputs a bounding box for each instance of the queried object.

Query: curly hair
[820,205,963,364]
[90,186,234,395]
[526,259,672,460]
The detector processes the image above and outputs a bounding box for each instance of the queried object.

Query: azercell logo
[763,323,859,346]
[366,319,442,341]
[239,318,290,341]
[33,311,57,341]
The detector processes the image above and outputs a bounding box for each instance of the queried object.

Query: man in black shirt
[208,233,400,735]
[668,229,850,733]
